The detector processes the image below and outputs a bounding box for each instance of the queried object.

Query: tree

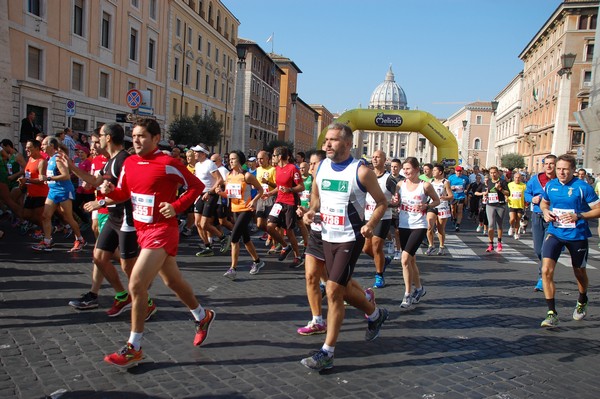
[501,153,526,170]
[265,139,294,155]
[167,113,222,147]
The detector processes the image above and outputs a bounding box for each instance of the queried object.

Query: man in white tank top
[301,123,389,372]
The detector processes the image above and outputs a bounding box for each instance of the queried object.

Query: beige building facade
[167,0,239,153]
[491,73,523,168]
[446,102,493,169]
[518,0,597,173]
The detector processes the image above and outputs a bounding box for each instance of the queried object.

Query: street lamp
[289,92,298,148]
[462,119,468,166]
[557,53,576,77]
[233,45,248,153]
[491,101,499,113]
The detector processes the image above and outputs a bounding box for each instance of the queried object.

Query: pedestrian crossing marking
[474,236,537,264]
[442,234,480,260]
[519,238,597,270]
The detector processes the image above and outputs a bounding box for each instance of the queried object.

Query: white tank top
[316,157,365,243]
[398,180,428,229]
[365,171,393,221]
[431,178,449,210]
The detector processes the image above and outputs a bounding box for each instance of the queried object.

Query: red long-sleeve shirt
[106,148,204,230]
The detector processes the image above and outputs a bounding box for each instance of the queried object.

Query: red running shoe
[193,309,216,346]
[104,343,143,368]
[106,295,132,317]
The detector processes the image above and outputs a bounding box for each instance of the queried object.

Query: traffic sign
[66,100,76,117]
[126,89,142,109]
[138,106,154,116]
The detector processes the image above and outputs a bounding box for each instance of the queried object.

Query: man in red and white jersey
[101,118,216,368]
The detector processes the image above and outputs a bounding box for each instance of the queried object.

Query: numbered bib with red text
[132,192,155,223]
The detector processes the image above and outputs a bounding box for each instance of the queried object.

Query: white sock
[191,305,205,321]
[321,344,334,357]
[367,307,380,321]
[128,332,143,350]
[365,290,373,302]
[312,315,323,325]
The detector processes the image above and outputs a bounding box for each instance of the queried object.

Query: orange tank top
[25,157,49,197]
[226,172,252,213]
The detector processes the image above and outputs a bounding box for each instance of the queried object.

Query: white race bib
[226,183,242,199]
[438,207,451,219]
[321,207,346,231]
[552,208,576,229]
[269,203,282,217]
[488,192,499,204]
[511,191,522,200]
[131,192,155,223]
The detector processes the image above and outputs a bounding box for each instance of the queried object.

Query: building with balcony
[518,0,597,173]
[167,0,239,153]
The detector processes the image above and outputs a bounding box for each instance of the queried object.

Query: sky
[223,0,563,119]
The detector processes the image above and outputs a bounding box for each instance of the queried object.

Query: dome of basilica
[368,66,408,110]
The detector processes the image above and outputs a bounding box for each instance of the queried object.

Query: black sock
[578,292,588,304]
[254,257,261,263]
[546,298,556,313]
[376,272,383,277]
[498,238,502,243]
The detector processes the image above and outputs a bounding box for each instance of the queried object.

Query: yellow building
[167,0,239,153]
[7,0,170,138]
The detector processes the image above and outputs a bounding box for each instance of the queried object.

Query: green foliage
[264,139,294,155]
[501,153,526,170]
[167,113,222,147]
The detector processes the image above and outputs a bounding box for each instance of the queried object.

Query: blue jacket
[524,173,546,213]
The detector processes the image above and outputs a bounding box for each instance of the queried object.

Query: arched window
[474,138,481,150]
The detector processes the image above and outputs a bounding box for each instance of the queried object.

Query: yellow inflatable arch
[317,109,459,167]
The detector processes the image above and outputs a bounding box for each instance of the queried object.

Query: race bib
[25,171,31,179]
[552,208,576,229]
[511,192,522,200]
[226,183,242,199]
[269,203,282,217]
[365,198,377,219]
[131,192,155,223]
[261,183,270,192]
[47,169,55,185]
[452,185,464,193]
[438,207,451,219]
[488,192,499,204]
[321,207,346,231]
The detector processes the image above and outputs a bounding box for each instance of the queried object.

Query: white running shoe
[508,227,514,236]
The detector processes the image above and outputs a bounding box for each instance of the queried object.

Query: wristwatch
[576,213,583,220]
[98,199,106,207]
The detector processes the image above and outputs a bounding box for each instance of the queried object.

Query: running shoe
[219,234,232,253]
[181,227,192,237]
[496,242,503,252]
[290,256,304,268]
[249,260,265,275]
[298,239,305,247]
[476,225,482,233]
[455,225,460,232]
[19,221,32,235]
[393,250,401,260]
[400,294,413,310]
[104,343,143,368]
[106,295,132,317]
[267,244,281,255]
[297,321,327,336]
[411,286,427,304]
[425,246,436,256]
[195,247,214,257]
[485,244,494,252]
[278,245,292,261]
[31,229,44,240]
[514,233,520,240]
[365,308,389,341]
[68,292,99,310]
[540,310,559,328]
[223,268,237,280]
[437,246,446,256]
[482,229,488,235]
[534,278,544,292]
[508,227,514,236]
[301,349,333,371]
[573,301,588,321]
[373,274,385,289]
[69,238,87,252]
[145,300,157,321]
[32,240,54,251]
[265,237,272,247]
[194,309,216,346]
[260,233,269,241]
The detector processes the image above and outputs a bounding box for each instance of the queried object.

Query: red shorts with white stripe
[137,224,180,257]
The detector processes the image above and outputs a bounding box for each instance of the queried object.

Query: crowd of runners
[1,118,599,371]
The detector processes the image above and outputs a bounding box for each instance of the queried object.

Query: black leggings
[231,211,254,244]
[398,228,427,256]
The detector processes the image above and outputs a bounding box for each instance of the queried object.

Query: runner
[265,146,304,268]
[255,150,276,244]
[101,118,215,368]
[539,154,600,328]
[17,140,48,230]
[394,157,440,309]
[32,137,85,252]
[300,123,389,371]
[388,158,404,260]
[448,166,469,232]
[507,171,526,240]
[484,166,509,253]
[219,150,265,279]
[426,164,453,255]
[362,150,394,288]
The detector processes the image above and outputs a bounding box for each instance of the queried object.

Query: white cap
[191,144,210,155]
